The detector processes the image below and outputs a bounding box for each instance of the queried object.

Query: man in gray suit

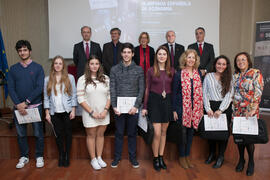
[188,27,215,76]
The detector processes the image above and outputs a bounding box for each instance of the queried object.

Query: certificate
[117,97,138,114]
[138,108,148,132]
[15,108,42,124]
[232,116,258,135]
[204,114,228,131]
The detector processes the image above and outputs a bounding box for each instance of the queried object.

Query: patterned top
[203,72,233,112]
[233,68,264,118]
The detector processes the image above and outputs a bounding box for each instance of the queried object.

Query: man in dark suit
[102,28,123,75]
[73,26,102,79]
[162,30,185,70]
[188,27,215,76]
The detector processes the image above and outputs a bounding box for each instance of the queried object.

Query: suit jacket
[162,43,185,70]
[73,41,102,79]
[133,45,155,67]
[102,41,123,75]
[188,42,215,72]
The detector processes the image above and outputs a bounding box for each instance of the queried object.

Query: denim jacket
[44,74,77,115]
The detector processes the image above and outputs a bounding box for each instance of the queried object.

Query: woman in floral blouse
[233,52,264,176]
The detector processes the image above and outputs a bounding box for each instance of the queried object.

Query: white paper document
[117,97,138,114]
[233,116,258,135]
[15,108,42,124]
[204,114,228,131]
[138,109,148,132]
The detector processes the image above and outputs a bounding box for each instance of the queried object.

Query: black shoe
[159,155,167,170]
[58,152,65,167]
[153,157,160,171]
[246,161,254,176]
[130,159,140,168]
[235,159,245,172]
[63,152,70,167]
[111,159,120,168]
[205,154,215,164]
[212,156,224,168]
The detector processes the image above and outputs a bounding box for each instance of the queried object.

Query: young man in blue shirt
[8,40,45,169]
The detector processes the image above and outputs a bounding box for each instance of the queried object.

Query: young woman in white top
[77,55,110,170]
[203,55,233,168]
[44,55,77,167]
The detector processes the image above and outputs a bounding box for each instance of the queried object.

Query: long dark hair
[153,46,172,77]
[211,55,232,97]
[84,55,106,89]
[234,52,253,73]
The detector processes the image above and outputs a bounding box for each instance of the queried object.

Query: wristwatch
[24,101,29,105]
[89,110,94,117]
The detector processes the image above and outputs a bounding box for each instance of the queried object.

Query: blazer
[162,43,185,70]
[133,45,155,67]
[102,41,123,75]
[172,69,202,123]
[44,74,77,115]
[188,42,215,72]
[73,41,102,79]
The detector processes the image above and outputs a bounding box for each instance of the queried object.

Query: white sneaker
[36,157,44,168]
[16,157,29,169]
[91,158,101,170]
[97,157,107,168]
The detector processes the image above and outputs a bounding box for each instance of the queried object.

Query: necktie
[199,43,203,56]
[170,44,174,67]
[85,42,90,60]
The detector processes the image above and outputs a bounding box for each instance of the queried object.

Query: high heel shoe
[246,161,254,176]
[235,159,245,172]
[212,156,224,169]
[205,153,215,164]
[153,157,160,171]
[158,155,167,169]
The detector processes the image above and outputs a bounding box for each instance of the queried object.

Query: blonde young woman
[77,55,110,170]
[44,55,77,167]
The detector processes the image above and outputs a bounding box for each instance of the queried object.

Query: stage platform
[0,112,269,163]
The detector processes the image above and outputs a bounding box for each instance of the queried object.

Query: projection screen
[48,0,220,58]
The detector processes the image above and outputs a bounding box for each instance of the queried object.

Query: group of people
[8,25,263,177]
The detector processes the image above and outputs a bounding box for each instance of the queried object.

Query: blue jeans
[178,127,194,157]
[114,113,138,161]
[14,106,44,158]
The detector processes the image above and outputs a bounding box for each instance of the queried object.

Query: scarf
[181,68,203,129]
[139,45,150,77]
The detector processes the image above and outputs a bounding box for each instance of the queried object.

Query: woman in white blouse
[77,55,110,170]
[44,55,77,167]
[203,55,233,168]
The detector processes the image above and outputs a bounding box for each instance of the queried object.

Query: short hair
[121,43,134,53]
[195,27,205,33]
[166,30,175,37]
[234,52,253,73]
[138,32,150,44]
[15,40,32,51]
[179,49,200,69]
[81,26,91,33]
[110,28,121,35]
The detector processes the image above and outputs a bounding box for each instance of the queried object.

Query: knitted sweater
[110,61,144,108]
[8,61,44,105]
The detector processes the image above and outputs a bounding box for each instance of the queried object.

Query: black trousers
[51,112,72,155]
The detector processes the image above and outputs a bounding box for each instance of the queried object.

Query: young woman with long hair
[77,55,110,170]
[142,46,174,171]
[44,55,77,167]
[203,55,233,168]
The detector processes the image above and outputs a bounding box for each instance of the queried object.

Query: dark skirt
[208,100,232,127]
[148,91,173,123]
